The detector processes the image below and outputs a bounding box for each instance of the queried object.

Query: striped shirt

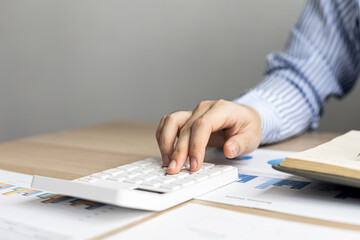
[234,0,360,144]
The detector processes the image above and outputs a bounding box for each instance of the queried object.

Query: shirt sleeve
[234,0,360,144]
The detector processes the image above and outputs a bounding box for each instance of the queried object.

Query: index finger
[188,103,238,171]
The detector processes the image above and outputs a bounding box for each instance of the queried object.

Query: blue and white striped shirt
[234,0,360,144]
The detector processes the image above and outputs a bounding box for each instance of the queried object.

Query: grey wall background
[0,0,359,142]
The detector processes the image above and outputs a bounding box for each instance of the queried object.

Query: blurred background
[0,0,359,142]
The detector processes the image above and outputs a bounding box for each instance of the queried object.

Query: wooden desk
[0,120,357,239]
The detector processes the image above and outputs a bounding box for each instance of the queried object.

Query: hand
[156,99,262,174]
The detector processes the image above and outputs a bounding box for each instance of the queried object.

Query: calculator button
[177,179,195,187]
[90,173,109,179]
[200,169,222,177]
[187,174,209,182]
[124,178,143,185]
[211,165,233,172]
[127,172,141,179]
[141,181,161,188]
[116,165,139,171]
[201,163,215,169]
[78,177,97,183]
[175,171,190,179]
[101,169,125,175]
[159,184,181,191]
[135,168,155,174]
[138,174,158,181]
[153,177,176,184]
[107,176,126,182]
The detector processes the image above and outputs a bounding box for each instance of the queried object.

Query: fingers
[156,111,191,166]
[187,101,237,171]
[187,118,212,171]
[187,100,262,170]
[159,100,262,175]
[222,105,262,158]
[166,126,191,174]
[223,132,258,159]
[167,101,213,174]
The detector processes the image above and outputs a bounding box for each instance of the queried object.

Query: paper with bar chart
[198,166,360,225]
[0,169,152,240]
[204,148,294,176]
[105,203,360,240]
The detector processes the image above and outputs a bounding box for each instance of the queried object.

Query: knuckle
[179,127,190,136]
[197,100,211,108]
[214,99,227,106]
[193,118,207,129]
[159,135,171,147]
[175,110,188,116]
[164,113,178,123]
[160,115,167,123]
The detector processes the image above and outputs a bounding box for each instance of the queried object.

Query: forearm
[235,0,360,144]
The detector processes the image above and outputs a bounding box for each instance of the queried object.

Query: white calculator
[31,157,238,211]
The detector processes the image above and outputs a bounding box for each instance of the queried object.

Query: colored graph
[237,174,257,183]
[256,178,310,189]
[314,184,360,200]
[0,182,106,210]
[236,174,360,200]
[237,174,310,189]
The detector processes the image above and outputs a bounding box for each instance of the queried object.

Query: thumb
[223,133,254,159]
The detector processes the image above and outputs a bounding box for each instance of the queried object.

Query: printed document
[106,203,360,240]
[0,169,152,240]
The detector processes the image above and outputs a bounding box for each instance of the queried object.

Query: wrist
[233,91,282,144]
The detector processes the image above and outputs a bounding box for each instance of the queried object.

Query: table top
[0,120,339,179]
[0,120,357,239]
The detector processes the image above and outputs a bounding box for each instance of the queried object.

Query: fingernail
[162,155,170,166]
[168,160,177,170]
[190,157,197,171]
[228,142,239,158]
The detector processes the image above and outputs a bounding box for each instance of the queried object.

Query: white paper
[198,149,360,225]
[105,203,360,240]
[0,169,152,240]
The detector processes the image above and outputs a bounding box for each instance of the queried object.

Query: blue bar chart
[236,174,360,200]
[255,178,310,190]
[237,174,257,183]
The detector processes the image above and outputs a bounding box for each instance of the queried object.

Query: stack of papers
[1,148,360,239]
[198,148,360,225]
[106,203,360,240]
[0,169,152,239]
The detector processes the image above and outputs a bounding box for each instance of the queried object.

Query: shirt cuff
[233,90,282,145]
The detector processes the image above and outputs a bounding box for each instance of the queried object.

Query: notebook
[273,130,360,188]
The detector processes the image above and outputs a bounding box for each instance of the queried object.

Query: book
[278,130,360,181]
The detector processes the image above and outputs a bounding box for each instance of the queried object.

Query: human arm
[156,0,360,174]
[235,0,360,144]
